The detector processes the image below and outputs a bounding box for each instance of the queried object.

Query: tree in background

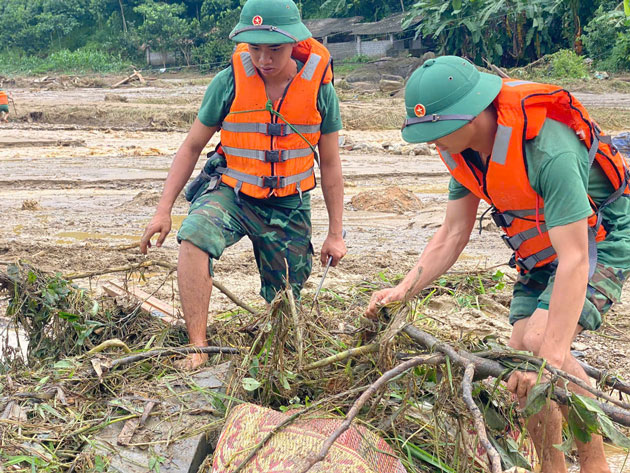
[134,0,192,68]
[406,0,614,67]
[582,0,630,71]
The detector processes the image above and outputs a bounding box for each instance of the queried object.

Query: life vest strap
[491,208,545,227]
[222,146,313,163]
[515,246,556,272]
[217,166,314,189]
[502,224,548,251]
[221,121,321,136]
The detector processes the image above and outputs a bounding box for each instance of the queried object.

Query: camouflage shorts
[177,184,313,303]
[509,262,629,331]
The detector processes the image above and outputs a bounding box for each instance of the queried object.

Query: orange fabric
[220,38,332,198]
[438,79,629,271]
[0,91,8,106]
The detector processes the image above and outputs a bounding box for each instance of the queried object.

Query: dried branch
[64,259,259,315]
[481,351,630,410]
[303,343,380,371]
[402,325,630,427]
[462,364,502,473]
[577,359,630,395]
[86,345,239,374]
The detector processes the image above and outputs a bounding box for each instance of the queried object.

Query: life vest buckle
[265,150,282,163]
[491,210,514,228]
[266,123,285,136]
[262,175,283,189]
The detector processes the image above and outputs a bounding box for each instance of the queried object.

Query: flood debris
[111,70,147,88]
[1,263,629,472]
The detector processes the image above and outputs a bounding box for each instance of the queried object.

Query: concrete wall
[324,36,418,60]
[357,38,394,57]
[326,41,360,60]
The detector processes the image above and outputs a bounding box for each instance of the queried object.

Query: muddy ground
[1,75,630,469]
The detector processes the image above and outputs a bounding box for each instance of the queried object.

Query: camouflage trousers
[177,184,313,303]
[509,261,629,331]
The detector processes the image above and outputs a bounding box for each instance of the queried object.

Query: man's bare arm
[539,217,590,367]
[140,119,218,253]
[318,131,346,266]
[366,193,480,316]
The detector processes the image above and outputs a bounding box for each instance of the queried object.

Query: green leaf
[58,311,79,321]
[598,415,630,449]
[624,0,630,17]
[568,407,593,444]
[242,377,261,391]
[522,381,551,417]
[452,0,462,11]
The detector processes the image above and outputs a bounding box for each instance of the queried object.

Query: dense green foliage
[0,0,629,74]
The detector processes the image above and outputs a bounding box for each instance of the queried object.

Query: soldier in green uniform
[141,0,346,369]
[367,56,630,473]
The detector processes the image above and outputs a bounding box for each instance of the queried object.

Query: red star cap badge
[252,15,263,26]
[414,104,426,118]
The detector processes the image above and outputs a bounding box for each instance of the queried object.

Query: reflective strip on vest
[516,246,556,271]
[490,124,513,165]
[240,53,256,77]
[222,146,313,162]
[216,166,314,189]
[220,121,321,136]
[502,224,548,250]
[302,54,322,81]
[505,80,535,87]
[441,150,457,170]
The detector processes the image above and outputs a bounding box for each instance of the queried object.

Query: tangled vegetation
[1,262,629,472]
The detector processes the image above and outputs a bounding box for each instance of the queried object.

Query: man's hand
[140,211,172,254]
[365,285,407,319]
[507,370,546,406]
[320,232,346,266]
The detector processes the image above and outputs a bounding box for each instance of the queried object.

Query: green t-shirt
[197,60,342,210]
[448,118,630,269]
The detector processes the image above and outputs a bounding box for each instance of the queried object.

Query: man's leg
[510,310,610,473]
[176,240,213,369]
[510,314,568,473]
[250,205,313,303]
[175,185,246,369]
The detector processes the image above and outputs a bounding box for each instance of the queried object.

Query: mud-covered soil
[1,78,630,419]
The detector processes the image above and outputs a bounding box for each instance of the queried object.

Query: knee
[521,330,543,355]
[178,241,209,266]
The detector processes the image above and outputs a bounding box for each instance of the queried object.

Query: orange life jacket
[438,79,630,273]
[0,91,8,106]
[218,38,333,199]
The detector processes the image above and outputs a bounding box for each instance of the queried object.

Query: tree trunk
[118,0,128,34]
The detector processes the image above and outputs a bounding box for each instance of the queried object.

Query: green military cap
[402,56,502,143]
[229,0,312,44]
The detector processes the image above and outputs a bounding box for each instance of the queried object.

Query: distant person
[366,56,630,473]
[140,0,346,369]
[0,88,11,123]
